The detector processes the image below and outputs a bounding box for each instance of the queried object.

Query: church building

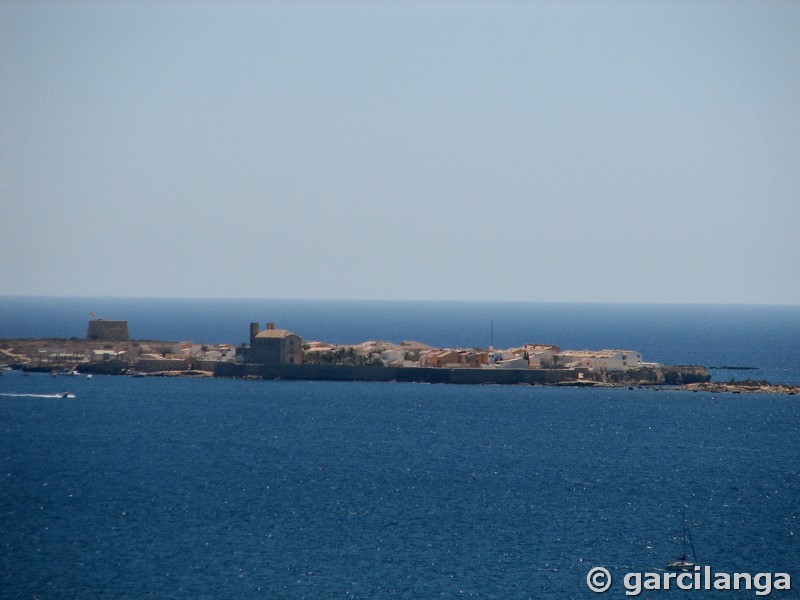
[245,322,303,365]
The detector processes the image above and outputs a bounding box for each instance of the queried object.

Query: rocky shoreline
[548,379,799,395]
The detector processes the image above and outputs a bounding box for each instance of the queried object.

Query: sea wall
[214,362,711,386]
[214,363,582,384]
[76,360,130,375]
[135,357,191,373]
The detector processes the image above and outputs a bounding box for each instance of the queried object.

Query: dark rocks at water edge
[601,365,710,385]
[683,380,800,395]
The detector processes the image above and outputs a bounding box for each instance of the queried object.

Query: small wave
[0,392,76,399]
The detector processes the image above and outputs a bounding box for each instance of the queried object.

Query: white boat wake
[0,392,76,399]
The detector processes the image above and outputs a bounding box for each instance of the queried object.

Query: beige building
[246,322,303,365]
[522,344,561,368]
[420,349,460,367]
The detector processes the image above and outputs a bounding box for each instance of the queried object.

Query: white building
[379,350,405,367]
[494,355,529,369]
[522,344,561,368]
[484,350,529,369]
[558,350,643,371]
[91,349,128,362]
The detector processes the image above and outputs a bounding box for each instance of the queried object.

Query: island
[1,319,797,395]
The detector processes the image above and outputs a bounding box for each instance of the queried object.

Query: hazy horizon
[1,292,798,308]
[2,1,799,305]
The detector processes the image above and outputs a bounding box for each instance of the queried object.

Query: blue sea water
[1,298,799,598]
[1,374,798,598]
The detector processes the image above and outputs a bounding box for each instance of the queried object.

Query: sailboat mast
[687,527,697,563]
[667,510,698,570]
[681,511,688,560]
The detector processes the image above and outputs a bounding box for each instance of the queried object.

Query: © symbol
[586,567,612,593]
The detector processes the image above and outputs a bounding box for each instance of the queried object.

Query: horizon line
[1,294,798,308]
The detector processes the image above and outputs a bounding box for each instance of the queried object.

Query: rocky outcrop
[603,365,711,385]
[683,380,800,395]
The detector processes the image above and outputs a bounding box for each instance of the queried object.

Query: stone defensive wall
[214,363,710,386]
[214,363,581,385]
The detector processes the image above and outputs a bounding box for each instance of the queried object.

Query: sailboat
[667,512,698,571]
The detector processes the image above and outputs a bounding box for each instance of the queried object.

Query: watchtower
[87,319,130,341]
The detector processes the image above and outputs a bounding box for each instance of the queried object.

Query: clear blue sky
[2,1,798,304]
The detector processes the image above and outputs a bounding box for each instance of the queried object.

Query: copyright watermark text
[586,565,791,596]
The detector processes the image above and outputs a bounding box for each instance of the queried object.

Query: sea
[1,297,799,598]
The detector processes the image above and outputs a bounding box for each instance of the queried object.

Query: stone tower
[87,320,130,341]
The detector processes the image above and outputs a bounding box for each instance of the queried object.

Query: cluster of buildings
[7,318,646,375]
[409,346,641,371]
[4,319,238,373]
[14,339,240,373]
[241,322,646,373]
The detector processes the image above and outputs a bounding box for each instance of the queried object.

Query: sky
[1,1,798,304]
